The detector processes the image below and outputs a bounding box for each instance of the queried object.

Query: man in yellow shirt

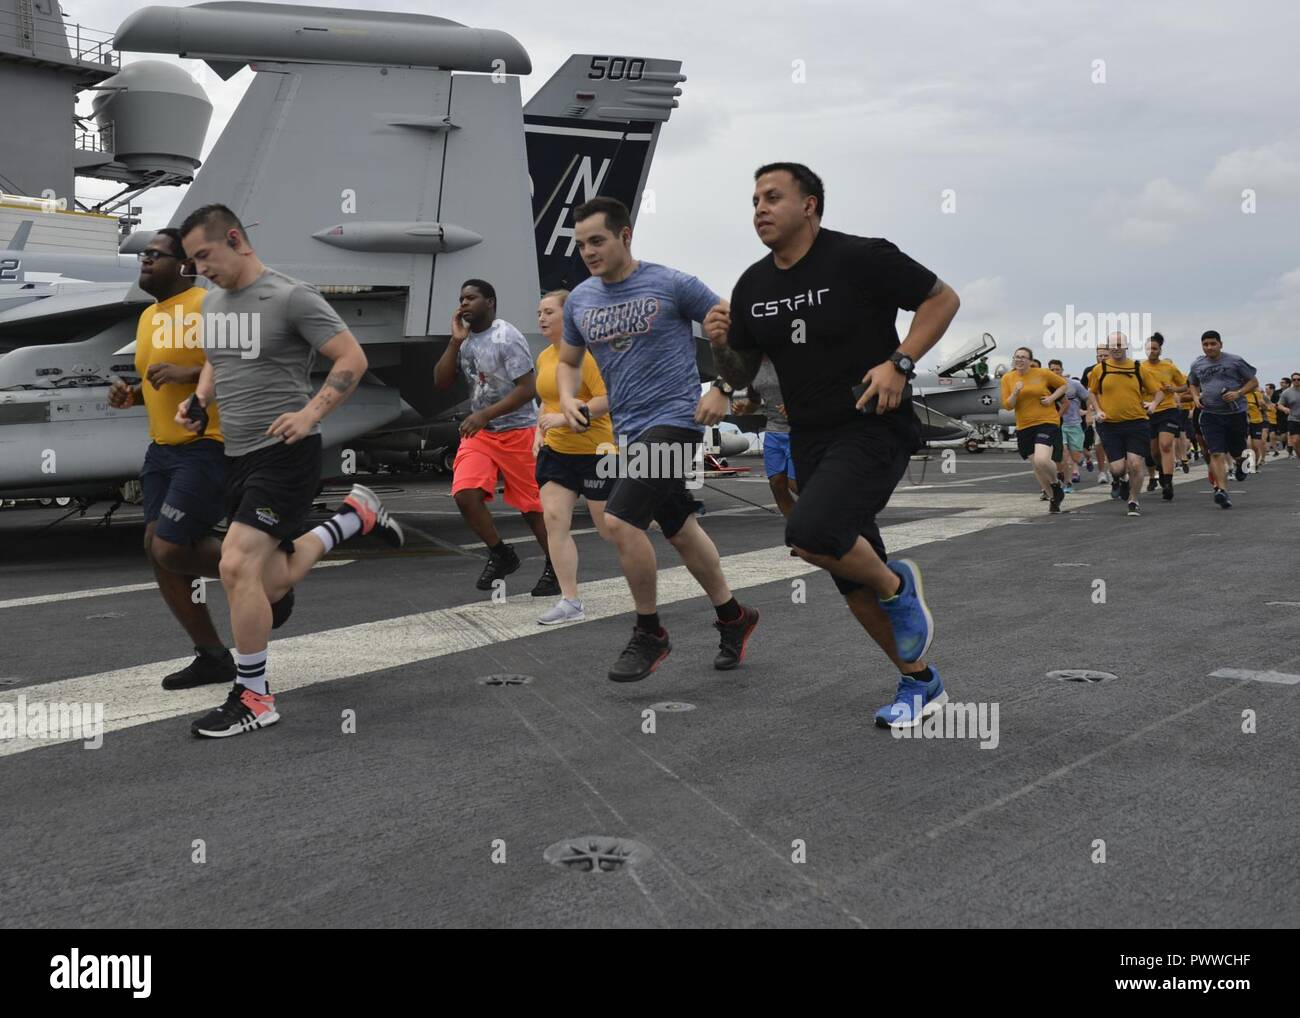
[1140,332,1189,501]
[1087,332,1162,516]
[1000,346,1069,511]
[108,228,245,689]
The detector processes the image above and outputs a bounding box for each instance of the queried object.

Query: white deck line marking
[0,560,354,610]
[0,509,1016,757]
[1209,668,1300,685]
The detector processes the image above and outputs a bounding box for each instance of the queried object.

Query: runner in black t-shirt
[705,162,961,730]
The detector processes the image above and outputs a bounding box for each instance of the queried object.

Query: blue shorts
[1096,419,1149,461]
[140,438,227,545]
[763,431,796,481]
[1199,411,1248,457]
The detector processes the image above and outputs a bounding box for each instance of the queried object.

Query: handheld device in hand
[851,382,912,414]
[185,395,209,436]
[577,404,591,427]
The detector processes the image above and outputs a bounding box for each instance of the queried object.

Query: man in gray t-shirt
[456,319,538,432]
[1187,330,1258,504]
[201,266,348,456]
[739,356,797,518]
[433,278,554,595]
[177,203,403,740]
[1278,375,1300,457]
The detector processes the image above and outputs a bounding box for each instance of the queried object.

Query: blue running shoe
[875,668,948,729]
[879,559,934,663]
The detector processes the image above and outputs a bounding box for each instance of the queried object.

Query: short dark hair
[461,278,496,305]
[153,227,185,259]
[1048,358,1063,368]
[1014,346,1033,359]
[1149,332,1164,347]
[178,203,248,246]
[1201,330,1221,342]
[573,196,632,237]
[754,162,825,218]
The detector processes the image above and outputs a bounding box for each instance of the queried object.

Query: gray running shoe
[538,598,585,626]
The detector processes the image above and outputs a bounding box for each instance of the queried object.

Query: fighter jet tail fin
[523,55,685,293]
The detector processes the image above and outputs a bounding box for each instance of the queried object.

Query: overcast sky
[73,0,1300,383]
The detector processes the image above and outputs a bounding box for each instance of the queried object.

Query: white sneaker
[538,598,585,626]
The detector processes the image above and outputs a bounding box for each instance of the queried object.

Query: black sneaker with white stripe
[341,483,404,548]
[190,683,280,738]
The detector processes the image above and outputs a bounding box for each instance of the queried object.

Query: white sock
[310,510,362,553]
[235,649,269,695]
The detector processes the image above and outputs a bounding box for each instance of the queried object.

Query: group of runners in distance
[1002,332,1297,516]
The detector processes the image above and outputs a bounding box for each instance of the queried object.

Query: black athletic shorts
[1288,421,1300,436]
[1097,419,1150,461]
[1148,408,1182,438]
[141,438,227,545]
[1248,422,1264,439]
[224,434,322,551]
[535,445,614,501]
[1179,408,1194,438]
[1015,423,1062,462]
[603,425,703,539]
[1083,423,1095,450]
[1199,411,1248,457]
[786,407,921,596]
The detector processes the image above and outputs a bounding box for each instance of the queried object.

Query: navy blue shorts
[1179,409,1194,438]
[1199,412,1248,457]
[1015,424,1062,462]
[1148,408,1182,438]
[1249,422,1264,439]
[1096,419,1150,461]
[140,439,227,545]
[535,445,614,501]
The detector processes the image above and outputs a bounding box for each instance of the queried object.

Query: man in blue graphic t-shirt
[559,197,760,683]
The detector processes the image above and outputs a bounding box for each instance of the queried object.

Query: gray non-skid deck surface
[1,452,1297,927]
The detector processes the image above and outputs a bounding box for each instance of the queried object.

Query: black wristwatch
[890,351,916,378]
[711,376,734,395]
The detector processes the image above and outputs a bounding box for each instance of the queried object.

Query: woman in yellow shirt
[1245,389,1267,472]
[1000,346,1070,512]
[532,289,616,625]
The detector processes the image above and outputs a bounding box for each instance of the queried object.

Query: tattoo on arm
[325,369,355,395]
[712,345,763,389]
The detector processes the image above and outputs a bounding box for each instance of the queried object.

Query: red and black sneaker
[713,604,759,670]
[190,683,279,738]
[342,483,404,548]
[607,626,671,683]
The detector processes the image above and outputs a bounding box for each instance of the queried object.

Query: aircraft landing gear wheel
[965,438,983,453]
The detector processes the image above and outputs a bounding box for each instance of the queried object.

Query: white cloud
[1206,143,1300,199]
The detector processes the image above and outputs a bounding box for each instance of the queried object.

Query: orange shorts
[451,426,542,513]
